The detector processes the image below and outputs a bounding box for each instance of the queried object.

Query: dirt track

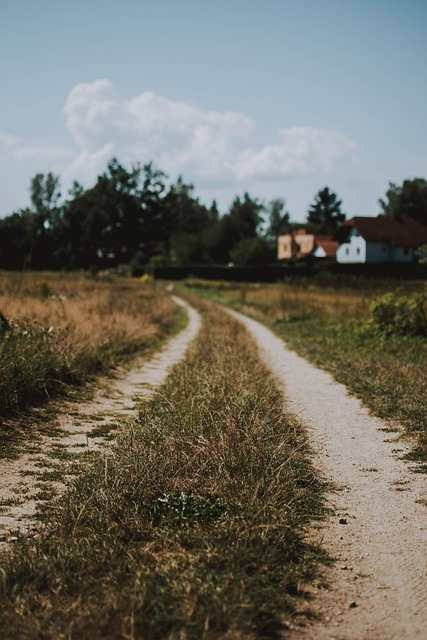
[229,308,427,640]
[0,296,201,543]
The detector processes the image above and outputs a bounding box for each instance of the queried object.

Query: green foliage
[170,232,205,265]
[230,236,273,266]
[367,292,427,337]
[307,186,346,235]
[379,178,427,226]
[265,198,290,243]
[31,172,61,219]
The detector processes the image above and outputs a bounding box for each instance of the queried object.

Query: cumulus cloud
[63,79,255,184]
[63,80,356,187]
[1,80,356,208]
[235,127,356,180]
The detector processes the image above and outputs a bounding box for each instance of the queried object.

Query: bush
[229,237,274,266]
[367,292,427,336]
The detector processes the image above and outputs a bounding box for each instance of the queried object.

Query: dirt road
[229,308,427,640]
[0,296,201,542]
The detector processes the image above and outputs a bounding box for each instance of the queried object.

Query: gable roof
[343,216,427,249]
[314,236,338,257]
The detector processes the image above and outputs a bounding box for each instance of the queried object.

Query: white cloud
[0,80,357,213]
[62,80,356,187]
[235,127,356,180]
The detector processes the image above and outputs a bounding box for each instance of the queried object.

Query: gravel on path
[228,307,427,640]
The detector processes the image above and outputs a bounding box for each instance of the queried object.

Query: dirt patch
[0,296,201,544]
[229,307,427,640]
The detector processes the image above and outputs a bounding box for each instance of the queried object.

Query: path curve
[0,296,201,542]
[228,307,427,640]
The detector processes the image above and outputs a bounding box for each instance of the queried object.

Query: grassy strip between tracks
[184,279,427,467]
[0,297,325,640]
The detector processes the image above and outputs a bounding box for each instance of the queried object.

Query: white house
[337,217,427,264]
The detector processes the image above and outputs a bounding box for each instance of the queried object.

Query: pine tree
[307,187,346,235]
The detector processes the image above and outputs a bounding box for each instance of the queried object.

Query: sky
[1,0,426,221]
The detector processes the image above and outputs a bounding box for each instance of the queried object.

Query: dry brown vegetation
[0,272,179,440]
[0,298,325,639]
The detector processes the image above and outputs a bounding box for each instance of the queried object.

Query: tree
[170,232,205,265]
[307,187,346,235]
[230,237,274,266]
[229,192,264,240]
[0,210,34,269]
[379,178,427,226]
[59,158,172,268]
[265,198,290,242]
[31,172,61,212]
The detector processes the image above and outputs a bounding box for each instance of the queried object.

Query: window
[404,248,409,255]
[345,247,349,255]
[356,247,360,255]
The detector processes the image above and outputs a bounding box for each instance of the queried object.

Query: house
[277,229,337,261]
[336,216,427,264]
[312,236,339,259]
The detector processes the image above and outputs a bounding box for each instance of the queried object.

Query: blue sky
[1,0,426,220]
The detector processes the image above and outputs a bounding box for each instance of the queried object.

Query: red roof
[315,237,338,257]
[343,216,427,249]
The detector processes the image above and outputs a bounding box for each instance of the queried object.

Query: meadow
[185,277,427,465]
[0,272,179,455]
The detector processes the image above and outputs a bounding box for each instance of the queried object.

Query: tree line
[0,157,426,270]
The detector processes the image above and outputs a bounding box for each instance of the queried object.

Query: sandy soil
[229,308,427,640]
[0,296,201,544]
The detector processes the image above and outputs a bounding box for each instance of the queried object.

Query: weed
[364,291,427,336]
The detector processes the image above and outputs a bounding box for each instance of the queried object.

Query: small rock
[349,602,358,609]
[339,518,347,525]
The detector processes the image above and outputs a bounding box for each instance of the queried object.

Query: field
[0,272,180,457]
[0,295,325,639]
[184,277,427,465]
[1,272,425,638]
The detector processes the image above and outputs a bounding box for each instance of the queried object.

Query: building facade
[277,229,337,261]
[337,217,427,264]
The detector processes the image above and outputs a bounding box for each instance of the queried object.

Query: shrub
[367,292,427,337]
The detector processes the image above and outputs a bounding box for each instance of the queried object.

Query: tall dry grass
[0,272,178,416]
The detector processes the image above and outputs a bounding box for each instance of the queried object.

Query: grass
[0,297,326,639]
[184,278,427,465]
[0,271,181,457]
